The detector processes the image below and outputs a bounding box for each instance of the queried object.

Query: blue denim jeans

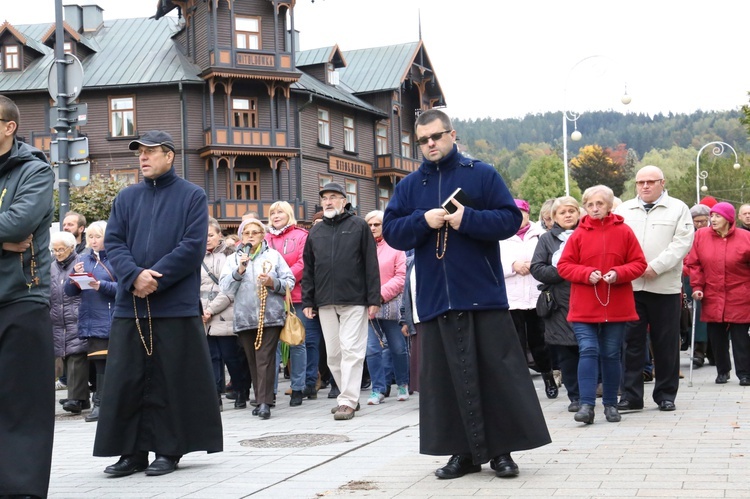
[299,307,323,388]
[572,322,625,406]
[274,340,307,392]
[367,318,409,394]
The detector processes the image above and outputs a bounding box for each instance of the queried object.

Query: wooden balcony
[375,154,420,176]
[209,48,294,72]
[204,127,288,149]
[210,199,307,224]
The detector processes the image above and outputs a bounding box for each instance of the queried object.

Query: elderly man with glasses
[0,95,56,499]
[302,182,381,421]
[615,165,694,413]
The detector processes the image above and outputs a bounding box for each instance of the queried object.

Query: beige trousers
[318,304,368,409]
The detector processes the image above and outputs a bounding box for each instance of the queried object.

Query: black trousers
[622,291,681,405]
[510,308,552,372]
[0,302,54,498]
[707,322,750,378]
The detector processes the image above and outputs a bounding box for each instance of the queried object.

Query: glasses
[242,230,263,236]
[368,222,382,227]
[416,130,451,145]
[51,247,70,254]
[321,195,345,202]
[0,118,9,122]
[134,147,168,157]
[693,218,709,226]
[635,179,663,187]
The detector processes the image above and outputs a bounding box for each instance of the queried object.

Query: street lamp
[695,141,741,204]
[562,55,631,196]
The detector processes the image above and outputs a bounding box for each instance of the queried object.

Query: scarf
[55,251,76,271]
[551,229,574,268]
[267,224,292,236]
[375,236,383,243]
[516,222,531,239]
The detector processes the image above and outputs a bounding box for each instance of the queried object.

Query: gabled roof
[40,22,100,53]
[0,17,202,93]
[296,45,347,69]
[292,73,386,117]
[0,21,48,56]
[338,41,420,94]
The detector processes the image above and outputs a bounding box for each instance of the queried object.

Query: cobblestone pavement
[48,350,750,498]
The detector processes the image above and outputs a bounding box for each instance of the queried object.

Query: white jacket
[500,222,545,310]
[614,193,694,294]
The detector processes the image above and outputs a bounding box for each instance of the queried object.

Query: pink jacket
[375,238,406,304]
[266,225,308,303]
[686,226,750,323]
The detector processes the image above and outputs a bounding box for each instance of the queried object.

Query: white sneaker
[55,380,67,390]
[397,384,409,401]
[367,391,385,405]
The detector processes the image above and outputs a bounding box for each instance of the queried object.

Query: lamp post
[562,55,631,196]
[695,141,741,204]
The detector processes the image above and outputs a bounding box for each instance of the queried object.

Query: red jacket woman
[558,213,647,323]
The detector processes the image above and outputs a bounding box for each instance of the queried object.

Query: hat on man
[319,182,346,197]
[128,130,176,153]
[710,202,736,225]
[514,199,530,213]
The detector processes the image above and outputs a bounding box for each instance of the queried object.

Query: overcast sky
[9,0,750,120]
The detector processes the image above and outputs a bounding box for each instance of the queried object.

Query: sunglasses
[416,130,451,145]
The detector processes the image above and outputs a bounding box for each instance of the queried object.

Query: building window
[327,63,339,85]
[319,174,333,189]
[3,45,20,70]
[236,16,260,50]
[63,42,73,54]
[109,96,135,137]
[232,98,257,128]
[376,124,388,155]
[345,179,357,207]
[318,108,330,146]
[111,168,139,185]
[401,132,412,158]
[378,187,390,211]
[235,169,260,200]
[343,116,355,152]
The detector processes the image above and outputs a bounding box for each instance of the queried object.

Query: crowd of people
[4,92,750,498]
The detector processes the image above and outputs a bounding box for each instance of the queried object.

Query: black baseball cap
[128,130,176,153]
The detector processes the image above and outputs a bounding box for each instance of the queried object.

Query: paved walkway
[48,350,750,498]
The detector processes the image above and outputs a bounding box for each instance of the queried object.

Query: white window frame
[318,108,330,146]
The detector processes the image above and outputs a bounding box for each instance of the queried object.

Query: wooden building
[0,0,446,226]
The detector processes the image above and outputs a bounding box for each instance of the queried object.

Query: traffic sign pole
[53,0,70,220]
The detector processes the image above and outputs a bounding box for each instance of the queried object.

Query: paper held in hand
[70,273,96,290]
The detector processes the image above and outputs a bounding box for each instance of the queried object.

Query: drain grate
[240,433,349,448]
[55,413,85,421]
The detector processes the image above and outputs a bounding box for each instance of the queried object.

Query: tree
[53,174,128,223]
[569,144,627,196]
[517,155,582,219]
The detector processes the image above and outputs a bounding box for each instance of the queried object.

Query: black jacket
[301,206,380,309]
[530,223,577,346]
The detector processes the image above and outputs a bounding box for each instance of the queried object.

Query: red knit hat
[699,196,717,208]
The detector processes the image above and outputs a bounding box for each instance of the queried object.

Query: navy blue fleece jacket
[382,146,521,321]
[105,166,208,318]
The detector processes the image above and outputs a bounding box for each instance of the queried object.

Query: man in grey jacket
[0,94,56,498]
[614,165,694,412]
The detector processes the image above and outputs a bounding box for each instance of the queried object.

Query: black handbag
[536,288,557,318]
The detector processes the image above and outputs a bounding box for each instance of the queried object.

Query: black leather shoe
[567,401,580,413]
[434,455,481,479]
[658,400,676,411]
[574,403,595,424]
[490,454,519,477]
[616,399,644,411]
[234,393,247,409]
[104,453,148,476]
[604,405,621,422]
[740,376,750,386]
[290,390,303,407]
[716,373,730,384]
[144,455,180,476]
[328,386,340,399]
[258,403,271,419]
[302,384,318,399]
[252,406,260,416]
[62,399,90,414]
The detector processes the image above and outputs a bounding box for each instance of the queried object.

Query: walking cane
[688,302,697,387]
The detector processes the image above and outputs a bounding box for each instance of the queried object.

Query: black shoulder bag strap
[201,261,219,285]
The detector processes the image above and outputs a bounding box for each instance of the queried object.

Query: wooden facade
[1,0,447,225]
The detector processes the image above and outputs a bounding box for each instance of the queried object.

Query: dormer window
[3,45,20,71]
[63,42,72,54]
[236,16,260,50]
